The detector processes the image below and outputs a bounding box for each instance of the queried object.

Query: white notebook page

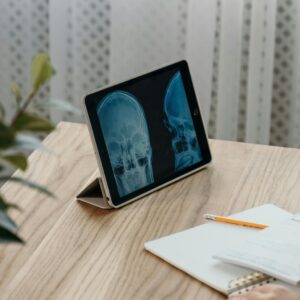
[144,204,291,294]
[214,218,300,286]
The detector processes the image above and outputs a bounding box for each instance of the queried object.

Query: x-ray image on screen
[164,72,202,171]
[97,91,154,197]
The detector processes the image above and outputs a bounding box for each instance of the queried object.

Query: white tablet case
[76,170,112,209]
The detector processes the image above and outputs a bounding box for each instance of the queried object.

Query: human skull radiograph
[164,71,202,171]
[97,91,154,197]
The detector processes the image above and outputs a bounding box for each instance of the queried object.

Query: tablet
[83,60,211,208]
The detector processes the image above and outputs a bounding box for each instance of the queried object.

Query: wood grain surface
[1,122,300,300]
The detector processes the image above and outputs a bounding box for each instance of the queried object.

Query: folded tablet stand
[76,170,112,209]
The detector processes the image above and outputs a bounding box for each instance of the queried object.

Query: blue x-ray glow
[164,72,202,171]
[97,91,154,197]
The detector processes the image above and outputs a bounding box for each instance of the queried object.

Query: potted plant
[0,53,80,243]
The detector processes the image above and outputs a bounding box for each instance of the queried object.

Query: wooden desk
[1,122,300,300]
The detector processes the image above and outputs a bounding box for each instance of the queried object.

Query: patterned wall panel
[271,0,296,147]
[65,0,111,121]
[109,0,187,83]
[49,0,111,122]
[237,0,252,142]
[0,0,50,121]
[208,0,221,139]
[0,0,300,149]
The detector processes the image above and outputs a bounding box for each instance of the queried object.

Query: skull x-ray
[95,66,206,200]
[164,72,202,171]
[97,91,154,197]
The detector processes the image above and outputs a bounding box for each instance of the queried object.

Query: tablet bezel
[83,60,212,208]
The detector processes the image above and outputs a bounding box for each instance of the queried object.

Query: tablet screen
[85,61,211,206]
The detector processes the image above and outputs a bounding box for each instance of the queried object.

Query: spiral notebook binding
[227,271,277,296]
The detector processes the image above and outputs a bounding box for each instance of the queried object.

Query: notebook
[214,217,300,286]
[144,204,298,296]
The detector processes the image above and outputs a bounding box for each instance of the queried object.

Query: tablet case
[76,170,112,209]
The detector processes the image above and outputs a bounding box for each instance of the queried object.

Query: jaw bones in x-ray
[97,91,154,197]
[164,71,202,171]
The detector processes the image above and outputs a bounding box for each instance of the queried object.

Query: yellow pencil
[204,214,268,229]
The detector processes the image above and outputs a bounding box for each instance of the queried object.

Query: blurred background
[0,0,299,148]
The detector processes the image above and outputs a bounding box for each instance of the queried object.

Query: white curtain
[1,0,300,148]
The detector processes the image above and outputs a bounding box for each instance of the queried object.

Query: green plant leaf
[0,103,5,120]
[0,226,23,244]
[0,121,15,150]
[0,195,22,244]
[11,81,22,105]
[1,153,27,171]
[0,209,18,233]
[12,112,54,133]
[0,176,55,198]
[31,53,54,92]
[35,99,81,115]
[11,134,48,152]
[0,194,20,211]
[0,194,9,210]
